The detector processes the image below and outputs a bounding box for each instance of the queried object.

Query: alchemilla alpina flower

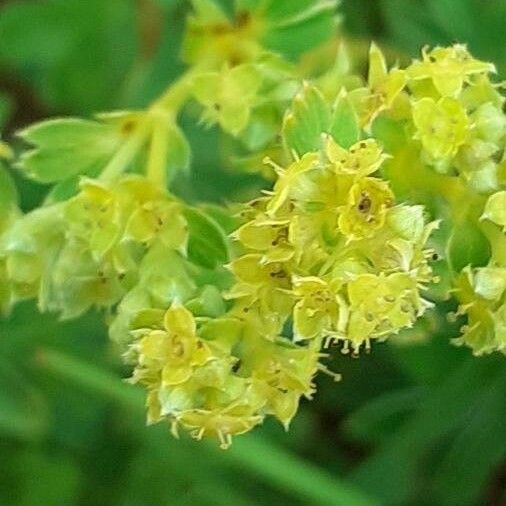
[1,0,504,450]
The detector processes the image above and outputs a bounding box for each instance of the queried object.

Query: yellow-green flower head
[292,276,344,340]
[243,338,324,428]
[227,253,294,330]
[338,177,394,240]
[124,199,187,252]
[326,137,387,178]
[412,96,470,163]
[193,64,262,135]
[1,205,63,302]
[346,272,424,347]
[454,267,506,355]
[407,45,496,97]
[48,242,128,319]
[132,303,212,387]
[65,179,121,259]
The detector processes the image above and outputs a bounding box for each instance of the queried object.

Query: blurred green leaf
[183,207,230,269]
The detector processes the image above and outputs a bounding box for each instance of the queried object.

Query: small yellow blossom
[338,177,394,240]
[407,45,495,97]
[412,96,470,162]
[326,137,387,177]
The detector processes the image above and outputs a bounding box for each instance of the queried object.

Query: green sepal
[329,90,360,148]
[183,207,230,269]
[282,83,331,156]
[446,221,491,273]
[130,308,165,331]
[185,285,226,317]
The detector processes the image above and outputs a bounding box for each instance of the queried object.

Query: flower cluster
[1,0,505,449]
[0,176,188,319]
[343,43,505,355]
[230,137,435,353]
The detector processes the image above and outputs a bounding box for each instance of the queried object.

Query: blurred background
[1,1,505,505]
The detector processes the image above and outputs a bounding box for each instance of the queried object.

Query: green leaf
[0,164,18,220]
[183,207,230,269]
[282,83,331,156]
[346,387,424,443]
[17,118,123,183]
[431,372,506,506]
[329,91,360,148]
[446,220,491,273]
[262,0,339,61]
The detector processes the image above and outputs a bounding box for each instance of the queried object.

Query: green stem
[153,67,200,114]
[146,109,171,187]
[36,348,377,506]
[99,117,153,182]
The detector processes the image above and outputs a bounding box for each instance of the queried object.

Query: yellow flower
[407,45,495,97]
[412,96,469,162]
[193,64,262,135]
[292,276,344,340]
[346,272,423,346]
[227,254,294,327]
[125,200,187,250]
[338,177,394,240]
[134,303,211,386]
[326,137,387,177]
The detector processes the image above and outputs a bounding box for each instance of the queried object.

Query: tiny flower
[407,45,495,97]
[177,404,264,449]
[292,276,343,340]
[125,200,188,251]
[338,177,394,240]
[346,272,423,345]
[325,137,387,177]
[412,96,469,162]
[135,303,211,386]
[192,64,262,135]
[65,179,120,259]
